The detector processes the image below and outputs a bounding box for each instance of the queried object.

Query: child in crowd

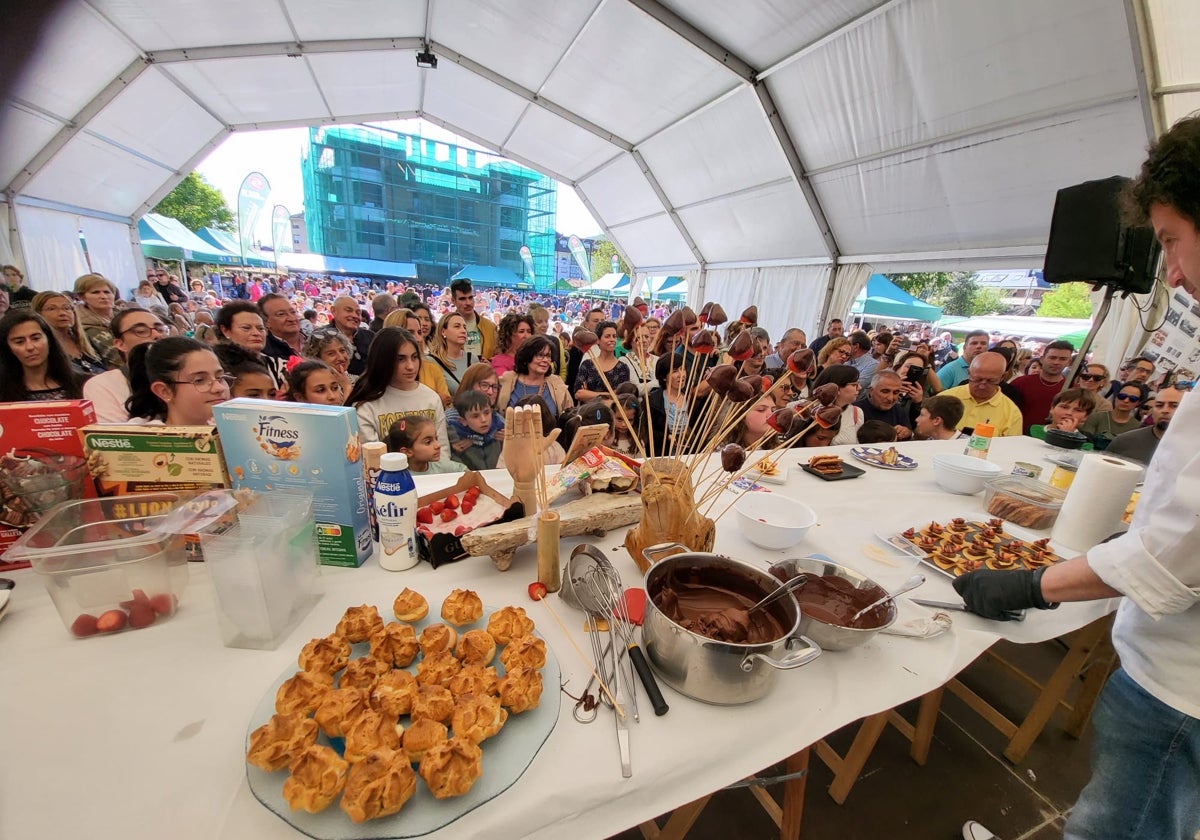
[227,358,277,400]
[385,416,465,475]
[1043,387,1098,433]
[798,422,840,448]
[448,388,505,470]
[285,359,345,405]
[610,393,642,455]
[856,419,897,444]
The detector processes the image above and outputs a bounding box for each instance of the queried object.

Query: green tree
[152,172,235,232]
[887,272,963,301]
[1037,282,1094,319]
[590,239,629,282]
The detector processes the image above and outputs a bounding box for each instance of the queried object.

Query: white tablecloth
[0,437,1114,840]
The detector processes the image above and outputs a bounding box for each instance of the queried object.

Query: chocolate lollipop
[573,329,598,352]
[661,308,685,335]
[728,331,754,361]
[741,374,764,395]
[786,413,811,439]
[812,382,840,406]
[788,348,816,376]
[707,304,728,327]
[720,443,746,472]
[632,297,649,315]
[768,408,795,434]
[621,305,643,336]
[815,405,843,428]
[698,302,714,324]
[689,329,717,355]
[680,307,698,328]
[739,305,758,326]
[705,364,738,396]
[727,377,758,402]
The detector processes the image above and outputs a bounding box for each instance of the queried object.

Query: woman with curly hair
[490,313,534,377]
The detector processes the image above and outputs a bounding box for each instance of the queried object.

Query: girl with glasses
[126,336,230,426]
[0,310,83,402]
[445,363,505,456]
[32,291,108,379]
[82,308,168,423]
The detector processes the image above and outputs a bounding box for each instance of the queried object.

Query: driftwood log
[460,493,643,570]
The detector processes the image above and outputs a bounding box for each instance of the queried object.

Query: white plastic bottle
[374,452,419,571]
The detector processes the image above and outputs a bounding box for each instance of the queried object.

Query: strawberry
[439,509,458,523]
[430,501,445,516]
[416,507,434,525]
[453,525,470,537]
[527,582,547,601]
[128,603,157,629]
[465,486,481,500]
[443,494,459,510]
[149,593,175,616]
[70,613,100,637]
[96,609,128,633]
[461,500,474,514]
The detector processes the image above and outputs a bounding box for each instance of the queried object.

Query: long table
[0,437,1114,840]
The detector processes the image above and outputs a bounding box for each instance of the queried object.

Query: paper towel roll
[1050,454,1143,551]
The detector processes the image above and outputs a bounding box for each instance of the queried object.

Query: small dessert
[418,736,484,799]
[486,606,535,646]
[987,518,1004,531]
[275,670,334,716]
[282,745,349,813]
[917,535,940,552]
[879,446,901,466]
[336,605,384,644]
[369,622,420,668]
[418,623,458,657]
[371,668,419,717]
[392,588,429,622]
[961,546,990,564]
[247,712,319,772]
[450,692,508,744]
[499,635,546,671]
[339,748,417,823]
[455,629,497,666]
[948,517,969,532]
[930,550,960,571]
[410,684,455,724]
[342,708,403,763]
[946,532,965,546]
[901,527,917,540]
[416,649,463,688]
[401,717,448,764]
[339,657,391,692]
[446,664,500,699]
[807,454,843,476]
[720,443,746,473]
[925,521,945,537]
[497,665,544,714]
[314,687,371,738]
[298,635,351,675]
[440,589,484,627]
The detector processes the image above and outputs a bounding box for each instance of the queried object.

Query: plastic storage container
[983,476,1067,531]
[7,492,191,638]
[201,490,320,650]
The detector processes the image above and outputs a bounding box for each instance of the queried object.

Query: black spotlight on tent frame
[416,44,438,69]
[1043,175,1163,384]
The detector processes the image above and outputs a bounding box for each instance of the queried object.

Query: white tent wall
[13,205,89,292]
[702,265,830,343]
[824,265,875,330]
[79,217,141,296]
[0,202,16,270]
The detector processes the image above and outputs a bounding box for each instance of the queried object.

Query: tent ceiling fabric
[1,0,1193,280]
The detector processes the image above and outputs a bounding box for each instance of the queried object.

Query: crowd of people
[0,263,1183,473]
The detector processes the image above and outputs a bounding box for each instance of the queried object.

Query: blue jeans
[1065,668,1200,840]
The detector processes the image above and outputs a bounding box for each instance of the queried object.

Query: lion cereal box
[213,399,371,567]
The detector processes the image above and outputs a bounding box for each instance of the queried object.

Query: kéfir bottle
[374,452,419,571]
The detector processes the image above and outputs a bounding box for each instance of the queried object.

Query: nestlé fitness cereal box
[213,398,371,567]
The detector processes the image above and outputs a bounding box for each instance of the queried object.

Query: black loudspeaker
[1043,176,1161,295]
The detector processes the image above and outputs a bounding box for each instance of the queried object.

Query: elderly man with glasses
[937,351,1023,436]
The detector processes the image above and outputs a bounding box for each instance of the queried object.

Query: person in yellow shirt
[939,351,1023,436]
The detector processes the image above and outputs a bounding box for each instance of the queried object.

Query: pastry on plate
[298,634,351,675]
[418,623,458,657]
[485,605,535,646]
[497,665,543,714]
[247,712,319,772]
[454,629,497,666]
[499,634,546,671]
[275,669,334,716]
[440,589,484,627]
[446,664,500,700]
[418,736,483,799]
[450,692,508,744]
[339,657,391,692]
[336,604,384,644]
[371,669,419,717]
[282,745,349,813]
[807,454,843,476]
[401,718,448,765]
[409,684,455,724]
[370,622,420,668]
[416,649,463,688]
[314,687,371,738]
[340,748,417,823]
[392,588,429,622]
[342,708,403,763]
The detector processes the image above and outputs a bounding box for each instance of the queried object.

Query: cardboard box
[213,399,372,567]
[80,425,229,496]
[415,472,523,569]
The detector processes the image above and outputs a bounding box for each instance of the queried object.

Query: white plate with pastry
[245,592,560,839]
[850,446,918,471]
[745,456,789,485]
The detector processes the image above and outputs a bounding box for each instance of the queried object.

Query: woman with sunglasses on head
[31,291,108,379]
[125,337,230,425]
[82,308,170,423]
[1080,382,1149,441]
[0,310,83,402]
[1072,363,1112,412]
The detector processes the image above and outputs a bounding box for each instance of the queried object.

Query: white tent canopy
[1,0,1196,356]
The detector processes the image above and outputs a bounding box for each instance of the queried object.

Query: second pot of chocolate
[642,552,822,705]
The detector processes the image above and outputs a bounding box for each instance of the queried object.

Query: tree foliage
[590,239,630,282]
[1037,282,1094,319]
[888,272,961,301]
[152,172,235,232]
[888,271,1004,317]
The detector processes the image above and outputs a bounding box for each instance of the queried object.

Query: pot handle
[740,635,822,672]
[641,542,690,567]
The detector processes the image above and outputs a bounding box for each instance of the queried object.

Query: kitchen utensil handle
[628,645,669,716]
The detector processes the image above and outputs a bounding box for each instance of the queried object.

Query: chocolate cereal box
[213,399,371,567]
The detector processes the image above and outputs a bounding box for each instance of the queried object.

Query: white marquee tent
[1,0,1197,364]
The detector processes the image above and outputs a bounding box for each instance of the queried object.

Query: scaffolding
[301,125,557,287]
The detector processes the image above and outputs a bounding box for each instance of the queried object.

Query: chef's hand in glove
[952,567,1058,621]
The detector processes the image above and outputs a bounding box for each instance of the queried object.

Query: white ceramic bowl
[931,453,1004,495]
[734,493,817,549]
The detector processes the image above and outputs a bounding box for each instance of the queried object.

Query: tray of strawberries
[414,473,524,568]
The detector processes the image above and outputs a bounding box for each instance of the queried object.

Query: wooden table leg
[909,685,944,765]
[779,747,810,840]
[638,795,713,840]
[1065,635,1116,738]
[817,711,890,805]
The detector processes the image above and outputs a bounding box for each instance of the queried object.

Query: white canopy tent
[1,0,1197,365]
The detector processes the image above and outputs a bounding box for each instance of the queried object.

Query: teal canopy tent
[138,214,243,264]
[451,264,529,289]
[851,274,943,321]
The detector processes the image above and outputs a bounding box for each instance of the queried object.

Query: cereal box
[80,425,229,496]
[213,398,371,567]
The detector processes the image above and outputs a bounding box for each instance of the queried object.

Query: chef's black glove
[952,567,1058,621]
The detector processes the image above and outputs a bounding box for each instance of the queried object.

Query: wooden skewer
[531,592,625,718]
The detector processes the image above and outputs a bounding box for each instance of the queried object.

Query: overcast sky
[196,118,600,246]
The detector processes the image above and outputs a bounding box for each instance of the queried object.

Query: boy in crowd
[913,394,966,440]
[448,389,505,470]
